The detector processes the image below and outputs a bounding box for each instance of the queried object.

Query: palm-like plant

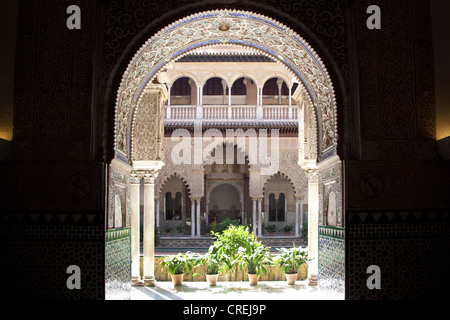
[194,245,221,275]
[237,241,272,278]
[161,251,199,275]
[274,244,311,274]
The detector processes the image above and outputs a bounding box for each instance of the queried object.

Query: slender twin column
[190,197,203,237]
[130,169,159,287]
[257,197,263,237]
[252,198,257,235]
[130,174,142,286]
[143,171,157,287]
[306,169,319,286]
[295,195,305,237]
[251,197,263,237]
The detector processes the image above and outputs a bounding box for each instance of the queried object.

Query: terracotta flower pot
[285,273,297,285]
[206,274,219,286]
[248,274,259,285]
[171,273,184,286]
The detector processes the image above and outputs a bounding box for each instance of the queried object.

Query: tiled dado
[318,226,345,297]
[346,209,450,300]
[0,211,104,300]
[105,228,131,300]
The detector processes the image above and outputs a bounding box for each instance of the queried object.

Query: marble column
[143,171,157,287]
[306,170,319,286]
[295,198,299,237]
[252,198,257,235]
[299,197,304,230]
[295,194,304,237]
[156,198,160,228]
[277,79,283,105]
[196,198,201,237]
[190,198,195,237]
[257,197,263,237]
[130,173,142,286]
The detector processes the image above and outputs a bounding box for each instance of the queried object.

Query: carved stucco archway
[115,9,341,290]
[114,9,338,163]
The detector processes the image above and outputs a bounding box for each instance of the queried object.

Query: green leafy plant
[265,224,277,233]
[176,223,185,234]
[201,219,212,234]
[281,224,294,233]
[212,218,239,235]
[300,222,308,240]
[161,251,199,275]
[274,243,311,274]
[155,226,160,247]
[164,226,173,234]
[194,245,221,275]
[212,225,256,273]
[237,241,272,277]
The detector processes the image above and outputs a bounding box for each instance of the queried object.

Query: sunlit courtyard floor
[130,281,344,300]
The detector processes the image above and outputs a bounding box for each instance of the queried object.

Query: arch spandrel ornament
[114,10,338,162]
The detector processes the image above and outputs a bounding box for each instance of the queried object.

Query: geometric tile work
[318,226,345,297]
[346,209,450,300]
[0,211,104,300]
[105,228,131,300]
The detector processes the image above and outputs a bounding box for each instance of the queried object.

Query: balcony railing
[165,105,298,122]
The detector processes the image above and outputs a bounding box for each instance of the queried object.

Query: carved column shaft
[130,174,142,285]
[252,198,257,235]
[306,169,319,286]
[257,197,263,237]
[142,171,157,287]
[190,198,195,237]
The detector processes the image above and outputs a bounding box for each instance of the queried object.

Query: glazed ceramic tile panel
[105,228,131,300]
[318,226,345,297]
[108,166,131,230]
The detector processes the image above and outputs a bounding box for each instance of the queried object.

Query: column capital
[130,171,141,185]
[305,169,319,182]
[296,194,305,200]
[133,169,159,184]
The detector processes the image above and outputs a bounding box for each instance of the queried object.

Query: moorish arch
[114,9,338,163]
[113,9,343,289]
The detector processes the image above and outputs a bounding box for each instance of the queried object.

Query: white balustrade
[165,105,297,122]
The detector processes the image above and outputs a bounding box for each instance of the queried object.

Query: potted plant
[265,224,277,237]
[194,245,221,286]
[201,219,211,237]
[176,223,185,237]
[161,251,199,286]
[281,224,294,236]
[237,241,272,285]
[274,243,311,285]
[164,226,173,237]
[213,225,255,280]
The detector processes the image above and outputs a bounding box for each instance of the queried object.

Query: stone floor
[130,281,344,300]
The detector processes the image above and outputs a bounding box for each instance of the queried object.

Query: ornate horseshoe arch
[113,9,338,164]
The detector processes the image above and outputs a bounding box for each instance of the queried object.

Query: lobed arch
[263,171,298,197]
[113,9,338,162]
[203,140,250,168]
[155,172,192,197]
